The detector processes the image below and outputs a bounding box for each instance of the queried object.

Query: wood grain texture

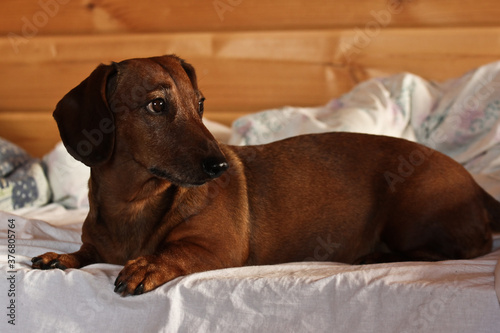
[0,112,60,157]
[1,0,499,35]
[1,0,500,156]
[2,28,500,117]
[0,31,358,115]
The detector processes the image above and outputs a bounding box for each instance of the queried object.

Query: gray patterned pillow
[0,138,51,211]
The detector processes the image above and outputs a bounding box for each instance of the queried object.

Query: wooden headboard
[1,0,500,157]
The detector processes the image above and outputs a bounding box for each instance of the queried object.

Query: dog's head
[53,55,228,186]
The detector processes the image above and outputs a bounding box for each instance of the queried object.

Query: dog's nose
[202,157,229,179]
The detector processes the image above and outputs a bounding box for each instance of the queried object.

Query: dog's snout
[202,157,229,179]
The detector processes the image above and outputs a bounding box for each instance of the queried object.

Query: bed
[2,1,500,332]
[1,61,500,332]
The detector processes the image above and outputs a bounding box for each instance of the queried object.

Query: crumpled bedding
[230,61,500,196]
[0,209,499,332]
[0,138,51,211]
[2,61,500,332]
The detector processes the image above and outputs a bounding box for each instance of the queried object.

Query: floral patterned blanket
[0,138,51,211]
[230,61,500,198]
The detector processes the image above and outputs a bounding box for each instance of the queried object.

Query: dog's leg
[113,241,233,296]
[31,243,100,270]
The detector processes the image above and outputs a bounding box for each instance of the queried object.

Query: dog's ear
[154,55,199,90]
[179,58,199,91]
[53,64,117,167]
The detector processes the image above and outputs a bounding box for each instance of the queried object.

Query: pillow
[0,138,51,211]
[43,142,90,209]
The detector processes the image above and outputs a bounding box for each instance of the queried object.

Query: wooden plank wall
[1,0,500,156]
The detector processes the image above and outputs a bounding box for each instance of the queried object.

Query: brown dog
[32,55,500,296]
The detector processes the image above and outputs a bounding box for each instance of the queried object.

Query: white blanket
[0,207,499,332]
[230,62,500,196]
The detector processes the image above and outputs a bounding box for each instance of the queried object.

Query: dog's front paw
[31,252,73,270]
[114,255,173,296]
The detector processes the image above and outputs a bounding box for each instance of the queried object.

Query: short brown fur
[32,55,500,296]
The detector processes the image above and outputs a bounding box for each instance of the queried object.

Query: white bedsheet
[0,208,499,332]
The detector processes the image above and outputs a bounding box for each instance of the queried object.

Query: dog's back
[230,132,499,265]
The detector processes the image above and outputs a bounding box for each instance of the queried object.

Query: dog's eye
[146,99,166,114]
[198,98,205,116]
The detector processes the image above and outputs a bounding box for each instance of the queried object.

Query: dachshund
[32,55,500,296]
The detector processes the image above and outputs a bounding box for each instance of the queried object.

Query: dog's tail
[483,189,500,232]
